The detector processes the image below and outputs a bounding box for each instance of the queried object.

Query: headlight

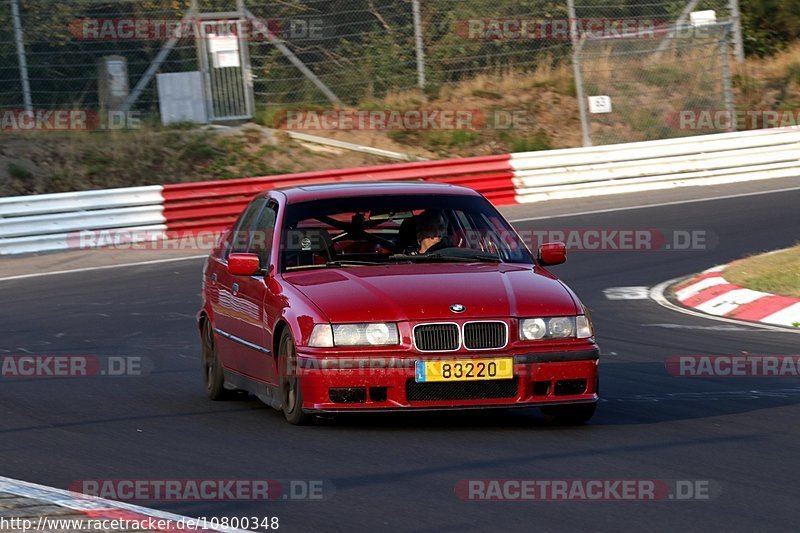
[519,316,593,341]
[309,323,400,347]
[548,316,574,338]
[520,318,547,340]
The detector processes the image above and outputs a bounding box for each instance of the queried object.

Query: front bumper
[296,348,600,412]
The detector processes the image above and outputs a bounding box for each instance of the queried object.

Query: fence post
[728,0,745,63]
[11,0,32,112]
[720,26,736,132]
[567,0,591,147]
[412,0,426,89]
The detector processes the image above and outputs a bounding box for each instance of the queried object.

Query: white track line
[649,277,800,334]
[0,255,207,282]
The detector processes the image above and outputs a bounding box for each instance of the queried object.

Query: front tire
[202,320,228,401]
[540,402,597,425]
[278,329,312,425]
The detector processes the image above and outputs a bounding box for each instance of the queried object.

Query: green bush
[509,131,552,152]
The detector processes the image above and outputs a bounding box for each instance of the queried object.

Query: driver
[414,211,449,254]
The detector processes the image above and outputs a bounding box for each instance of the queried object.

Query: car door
[226,199,279,385]
[213,198,268,376]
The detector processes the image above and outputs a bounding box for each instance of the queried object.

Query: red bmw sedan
[198,182,599,425]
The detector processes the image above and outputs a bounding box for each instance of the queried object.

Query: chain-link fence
[1,0,742,145]
[572,0,736,145]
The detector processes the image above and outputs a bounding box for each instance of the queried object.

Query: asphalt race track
[2,186,799,532]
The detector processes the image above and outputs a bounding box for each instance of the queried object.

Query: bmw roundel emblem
[450,303,466,313]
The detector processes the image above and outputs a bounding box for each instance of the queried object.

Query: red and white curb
[0,476,245,532]
[672,264,800,329]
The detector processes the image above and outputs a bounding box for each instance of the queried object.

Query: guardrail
[510,128,800,202]
[161,155,514,234]
[1,128,798,255]
[0,186,167,255]
[0,157,512,255]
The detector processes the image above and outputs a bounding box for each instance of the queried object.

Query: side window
[250,201,278,268]
[228,198,268,258]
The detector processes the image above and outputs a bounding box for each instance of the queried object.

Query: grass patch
[725,244,800,298]
[507,130,552,152]
[421,129,480,149]
[8,163,33,180]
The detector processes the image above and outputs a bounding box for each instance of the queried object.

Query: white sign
[106,60,128,97]
[208,34,241,68]
[588,95,613,114]
[215,50,241,68]
[690,10,717,27]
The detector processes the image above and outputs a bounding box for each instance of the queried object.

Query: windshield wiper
[424,252,503,263]
[285,260,381,271]
[389,250,503,264]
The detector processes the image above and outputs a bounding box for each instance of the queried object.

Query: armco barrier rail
[0,156,513,255]
[161,155,514,234]
[1,128,798,255]
[510,128,800,202]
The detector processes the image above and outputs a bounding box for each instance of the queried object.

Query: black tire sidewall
[203,321,227,400]
[279,329,310,425]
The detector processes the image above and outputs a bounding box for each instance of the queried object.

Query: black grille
[415,324,459,351]
[329,388,366,403]
[464,322,507,349]
[406,378,519,402]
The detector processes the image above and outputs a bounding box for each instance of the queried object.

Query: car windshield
[280,193,533,271]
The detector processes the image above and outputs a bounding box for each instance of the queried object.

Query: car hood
[283,263,578,322]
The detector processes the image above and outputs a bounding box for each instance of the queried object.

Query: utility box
[156,71,208,125]
[98,55,129,113]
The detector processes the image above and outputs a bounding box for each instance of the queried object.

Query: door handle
[211,273,217,283]
[232,282,239,294]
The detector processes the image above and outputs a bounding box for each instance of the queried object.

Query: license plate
[415,358,514,383]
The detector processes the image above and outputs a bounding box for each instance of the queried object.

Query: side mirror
[228,253,261,276]
[538,242,566,266]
